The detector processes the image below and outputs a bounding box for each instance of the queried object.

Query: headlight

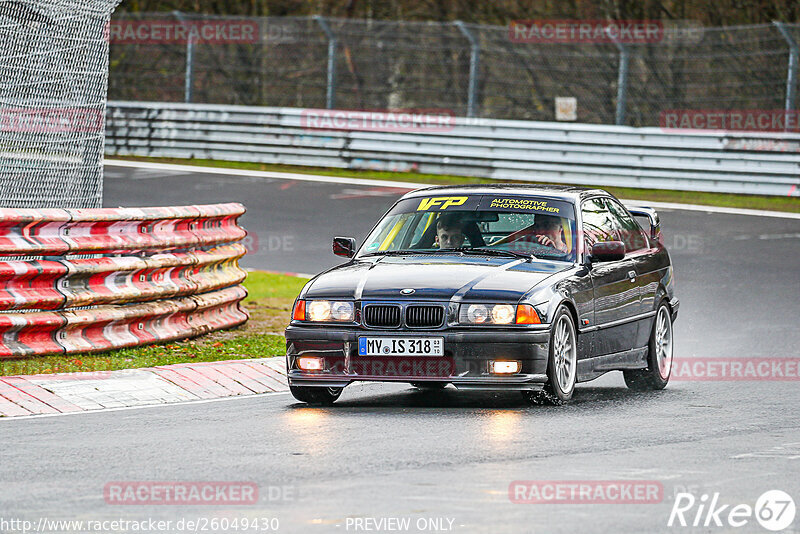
[307,300,331,321]
[466,304,489,323]
[459,303,540,325]
[491,304,515,324]
[296,300,354,322]
[330,301,355,321]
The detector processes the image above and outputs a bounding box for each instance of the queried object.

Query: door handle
[628,270,637,282]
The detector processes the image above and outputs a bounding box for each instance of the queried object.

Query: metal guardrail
[106,102,800,197]
[0,203,249,358]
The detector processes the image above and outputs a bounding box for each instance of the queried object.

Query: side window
[604,198,648,252]
[581,197,618,247]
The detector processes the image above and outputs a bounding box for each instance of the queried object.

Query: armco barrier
[105,101,800,197]
[0,204,249,358]
[0,203,246,256]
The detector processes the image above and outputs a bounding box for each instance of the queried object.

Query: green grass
[0,271,309,377]
[113,155,800,213]
[244,271,309,301]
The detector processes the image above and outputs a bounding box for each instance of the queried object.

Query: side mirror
[628,206,661,241]
[590,241,625,262]
[333,236,356,258]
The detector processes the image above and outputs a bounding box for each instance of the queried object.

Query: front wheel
[523,306,577,406]
[624,301,673,391]
[289,385,343,405]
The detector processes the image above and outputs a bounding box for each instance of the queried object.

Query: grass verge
[112,156,800,213]
[0,271,308,377]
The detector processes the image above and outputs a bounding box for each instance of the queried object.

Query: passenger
[532,214,568,252]
[435,214,466,249]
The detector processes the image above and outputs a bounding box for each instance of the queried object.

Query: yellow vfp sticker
[416,196,468,211]
[488,197,561,213]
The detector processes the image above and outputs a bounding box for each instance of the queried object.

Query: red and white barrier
[0,204,249,358]
[0,203,246,256]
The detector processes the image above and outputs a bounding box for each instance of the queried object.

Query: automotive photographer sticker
[668,489,796,531]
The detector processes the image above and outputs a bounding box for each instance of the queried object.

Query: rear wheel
[624,301,673,391]
[523,306,577,406]
[289,385,343,405]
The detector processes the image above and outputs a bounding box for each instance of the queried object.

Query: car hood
[303,255,569,302]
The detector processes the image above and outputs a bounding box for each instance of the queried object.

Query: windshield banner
[396,195,575,217]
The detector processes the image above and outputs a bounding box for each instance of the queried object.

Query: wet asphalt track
[1,163,799,534]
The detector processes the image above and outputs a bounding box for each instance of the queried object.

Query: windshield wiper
[361,248,534,260]
[361,249,446,257]
[452,247,535,260]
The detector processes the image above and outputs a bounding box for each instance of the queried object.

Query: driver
[532,214,568,252]
[435,214,466,249]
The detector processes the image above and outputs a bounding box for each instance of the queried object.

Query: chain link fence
[107,14,800,128]
[1,0,122,209]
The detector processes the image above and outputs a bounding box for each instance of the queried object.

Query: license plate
[358,337,444,356]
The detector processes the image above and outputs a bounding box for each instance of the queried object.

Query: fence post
[173,11,194,103]
[613,41,629,126]
[454,21,480,118]
[315,16,337,109]
[774,21,798,127]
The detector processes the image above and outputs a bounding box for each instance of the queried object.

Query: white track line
[105,159,800,220]
[0,390,292,422]
[105,159,426,189]
[619,199,800,220]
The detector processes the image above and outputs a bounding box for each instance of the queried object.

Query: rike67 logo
[669,490,796,531]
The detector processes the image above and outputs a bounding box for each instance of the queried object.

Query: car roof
[402,183,609,203]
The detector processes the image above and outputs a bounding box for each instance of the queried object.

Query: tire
[289,385,343,405]
[411,382,448,390]
[624,300,673,391]
[523,305,577,406]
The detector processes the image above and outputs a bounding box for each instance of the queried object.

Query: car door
[605,197,663,349]
[581,197,640,356]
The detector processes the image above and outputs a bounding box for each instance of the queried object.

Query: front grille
[363,305,401,328]
[405,305,445,328]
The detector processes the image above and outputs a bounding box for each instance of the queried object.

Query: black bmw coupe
[285,185,678,405]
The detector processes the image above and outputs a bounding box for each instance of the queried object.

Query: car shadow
[285,383,683,411]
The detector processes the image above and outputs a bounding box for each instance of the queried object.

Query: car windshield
[359,194,577,261]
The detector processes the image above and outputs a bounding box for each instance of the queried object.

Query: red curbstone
[185,365,254,396]
[0,378,60,414]
[0,393,33,417]
[147,367,218,400]
[161,367,231,397]
[1,376,83,413]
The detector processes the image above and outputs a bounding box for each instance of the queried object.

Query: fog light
[297,357,324,371]
[491,360,521,374]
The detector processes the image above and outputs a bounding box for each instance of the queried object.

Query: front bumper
[285,325,551,391]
